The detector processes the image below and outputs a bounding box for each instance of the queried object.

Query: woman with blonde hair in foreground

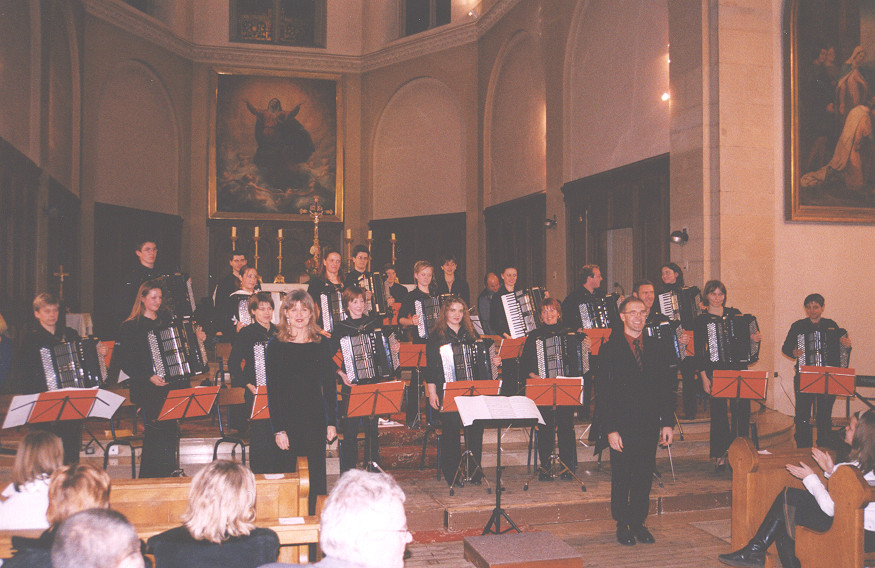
[147,460,279,568]
[0,430,64,530]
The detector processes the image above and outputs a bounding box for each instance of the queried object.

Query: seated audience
[4,463,112,568]
[52,508,145,568]
[0,431,64,530]
[259,469,411,568]
[147,460,279,568]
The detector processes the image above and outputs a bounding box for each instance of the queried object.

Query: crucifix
[53,264,70,303]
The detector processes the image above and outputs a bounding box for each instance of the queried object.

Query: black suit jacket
[596,329,675,440]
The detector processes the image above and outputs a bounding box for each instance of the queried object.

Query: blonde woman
[0,431,64,530]
[265,289,340,515]
[147,461,279,568]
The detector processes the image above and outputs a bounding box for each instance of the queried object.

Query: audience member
[0,431,64,530]
[147,460,279,568]
[52,508,145,568]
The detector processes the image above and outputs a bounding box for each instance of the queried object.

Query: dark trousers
[679,359,699,418]
[537,406,575,469]
[249,419,280,474]
[440,411,484,483]
[340,416,379,472]
[710,397,750,458]
[794,373,836,447]
[32,422,82,464]
[277,433,326,516]
[138,402,179,478]
[609,429,658,528]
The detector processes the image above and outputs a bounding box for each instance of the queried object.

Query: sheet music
[455,395,544,427]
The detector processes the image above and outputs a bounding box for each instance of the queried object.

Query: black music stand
[443,381,502,495]
[157,386,220,477]
[523,378,586,492]
[346,381,405,471]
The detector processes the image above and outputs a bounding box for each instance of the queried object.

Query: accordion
[157,273,196,320]
[414,296,445,340]
[320,291,346,333]
[147,321,208,384]
[340,330,399,385]
[439,339,499,382]
[657,286,702,327]
[704,314,760,365]
[578,293,621,329]
[796,327,851,368]
[535,332,589,378]
[40,338,107,390]
[501,287,547,339]
[236,294,253,328]
[644,321,688,365]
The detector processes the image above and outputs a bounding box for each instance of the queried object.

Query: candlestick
[366,232,373,272]
[345,230,353,272]
[274,231,285,283]
[346,228,351,239]
[367,230,373,239]
[278,228,283,238]
[231,226,237,238]
[230,226,238,251]
[253,231,260,271]
[390,233,397,266]
[254,226,259,238]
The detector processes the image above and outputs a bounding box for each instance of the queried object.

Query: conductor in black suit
[597,296,675,546]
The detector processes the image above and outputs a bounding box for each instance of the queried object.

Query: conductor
[597,296,675,546]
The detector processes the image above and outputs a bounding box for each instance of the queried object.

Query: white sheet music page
[455,395,544,427]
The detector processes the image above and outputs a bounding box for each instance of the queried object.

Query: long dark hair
[850,410,875,474]
[434,296,478,341]
[661,262,685,288]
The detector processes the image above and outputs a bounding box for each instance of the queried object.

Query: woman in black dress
[228,291,278,473]
[116,279,178,478]
[425,296,497,485]
[399,260,437,343]
[307,249,345,306]
[489,265,519,338]
[265,289,339,514]
[693,280,763,469]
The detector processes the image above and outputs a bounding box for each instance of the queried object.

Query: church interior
[2,0,875,566]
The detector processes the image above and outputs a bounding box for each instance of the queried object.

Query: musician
[117,240,161,328]
[661,263,700,420]
[344,245,373,304]
[425,296,491,485]
[597,296,675,546]
[519,297,586,479]
[332,286,383,472]
[228,291,278,473]
[477,273,500,335]
[781,293,852,448]
[307,249,345,316]
[116,280,174,477]
[633,278,691,356]
[489,266,520,338]
[382,264,408,305]
[265,290,340,514]
[213,252,247,334]
[693,280,763,470]
[19,293,86,464]
[435,254,470,305]
[398,260,436,344]
[222,267,261,338]
[561,264,604,333]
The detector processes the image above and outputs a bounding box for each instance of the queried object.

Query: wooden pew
[796,464,875,568]
[0,457,318,564]
[727,438,821,567]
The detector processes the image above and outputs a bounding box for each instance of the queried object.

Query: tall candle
[367,230,373,239]
[254,226,259,238]
[278,228,283,238]
[231,226,237,238]
[346,229,351,239]
[391,233,396,240]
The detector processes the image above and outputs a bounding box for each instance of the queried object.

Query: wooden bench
[727,437,825,568]
[0,457,319,564]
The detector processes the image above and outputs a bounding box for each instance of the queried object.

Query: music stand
[455,396,543,535]
[523,378,586,492]
[682,330,695,357]
[581,329,611,355]
[711,370,769,450]
[346,380,405,471]
[398,344,427,429]
[799,366,856,397]
[157,386,220,476]
[443,380,502,494]
[250,385,270,420]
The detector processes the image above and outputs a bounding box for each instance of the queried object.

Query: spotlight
[669,228,689,245]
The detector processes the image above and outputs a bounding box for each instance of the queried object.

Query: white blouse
[0,475,51,530]
[802,462,875,531]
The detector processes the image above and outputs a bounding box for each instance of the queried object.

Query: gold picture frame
[208,68,343,221]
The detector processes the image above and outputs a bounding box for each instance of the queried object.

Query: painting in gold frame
[209,69,343,221]
[785,0,875,222]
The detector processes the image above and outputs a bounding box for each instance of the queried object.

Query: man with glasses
[597,296,676,547]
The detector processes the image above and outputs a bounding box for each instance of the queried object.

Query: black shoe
[631,525,655,544]
[538,471,552,481]
[616,524,635,546]
[717,546,767,568]
[560,471,573,480]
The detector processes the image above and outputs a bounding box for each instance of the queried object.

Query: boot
[718,498,785,567]
[774,528,800,568]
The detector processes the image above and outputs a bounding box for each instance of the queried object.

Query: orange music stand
[711,370,769,400]
[682,330,695,357]
[581,329,611,355]
[525,378,584,407]
[346,380,405,470]
[157,385,220,476]
[799,366,856,397]
[28,389,101,423]
[442,380,502,412]
[397,343,427,428]
[251,385,270,420]
[497,338,525,360]
[397,343,426,368]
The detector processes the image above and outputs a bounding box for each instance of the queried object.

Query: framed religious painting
[785,0,875,222]
[208,69,343,221]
